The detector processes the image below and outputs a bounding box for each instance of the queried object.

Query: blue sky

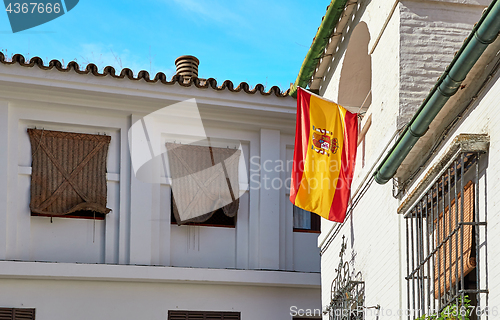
[0,0,329,91]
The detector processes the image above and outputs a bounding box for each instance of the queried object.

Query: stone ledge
[398,133,489,215]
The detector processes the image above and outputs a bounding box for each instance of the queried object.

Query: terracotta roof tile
[0,53,290,98]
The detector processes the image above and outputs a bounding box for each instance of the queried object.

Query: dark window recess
[171,192,236,228]
[0,307,36,320]
[168,310,240,320]
[28,129,111,220]
[293,205,320,233]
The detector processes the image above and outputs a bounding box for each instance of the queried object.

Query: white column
[118,122,131,264]
[150,182,161,265]
[0,101,8,259]
[248,136,260,269]
[11,109,28,260]
[284,144,295,271]
[259,129,280,269]
[236,190,249,269]
[129,114,153,265]
[159,184,171,266]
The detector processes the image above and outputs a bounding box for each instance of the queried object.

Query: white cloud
[170,0,245,26]
[77,43,175,78]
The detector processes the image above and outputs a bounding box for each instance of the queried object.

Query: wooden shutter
[168,311,240,320]
[219,313,240,320]
[433,181,476,298]
[167,143,240,225]
[0,308,13,320]
[28,129,111,217]
[0,308,35,320]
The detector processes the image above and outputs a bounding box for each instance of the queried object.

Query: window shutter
[186,313,204,320]
[168,311,240,320]
[168,311,187,320]
[433,181,476,298]
[0,308,13,320]
[13,308,35,320]
[220,313,240,320]
[28,129,111,217]
[167,143,240,225]
[205,313,224,320]
[0,308,35,320]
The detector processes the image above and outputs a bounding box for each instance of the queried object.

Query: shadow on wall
[338,21,372,111]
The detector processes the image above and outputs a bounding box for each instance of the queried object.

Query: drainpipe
[374,0,500,185]
[290,0,348,98]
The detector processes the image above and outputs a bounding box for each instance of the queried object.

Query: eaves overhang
[290,0,359,98]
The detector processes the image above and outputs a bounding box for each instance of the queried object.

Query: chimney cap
[175,55,200,65]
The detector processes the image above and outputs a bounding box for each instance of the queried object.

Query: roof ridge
[0,53,290,98]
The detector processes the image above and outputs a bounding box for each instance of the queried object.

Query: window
[293,205,320,233]
[28,129,111,219]
[168,310,240,320]
[405,151,487,319]
[167,143,240,226]
[0,307,35,320]
[171,191,236,227]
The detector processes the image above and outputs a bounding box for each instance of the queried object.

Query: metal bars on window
[405,152,488,320]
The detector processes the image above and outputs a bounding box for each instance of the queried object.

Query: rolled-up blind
[434,181,476,298]
[167,143,240,225]
[28,129,111,217]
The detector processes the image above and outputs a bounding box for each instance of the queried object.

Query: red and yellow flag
[290,87,358,223]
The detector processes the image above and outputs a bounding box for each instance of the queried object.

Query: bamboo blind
[433,181,476,298]
[28,129,111,217]
[167,143,240,225]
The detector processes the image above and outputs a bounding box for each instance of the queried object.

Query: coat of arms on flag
[290,87,358,223]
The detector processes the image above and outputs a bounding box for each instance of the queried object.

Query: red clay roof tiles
[0,53,290,98]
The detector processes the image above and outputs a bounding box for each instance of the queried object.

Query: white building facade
[0,54,321,320]
[297,0,500,319]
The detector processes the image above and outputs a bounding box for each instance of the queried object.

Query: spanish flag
[290,87,358,223]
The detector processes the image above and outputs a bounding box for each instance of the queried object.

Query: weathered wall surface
[398,0,485,128]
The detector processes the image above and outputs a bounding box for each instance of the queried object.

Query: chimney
[175,55,200,80]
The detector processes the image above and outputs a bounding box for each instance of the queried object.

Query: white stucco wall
[0,278,320,320]
[0,260,321,320]
[0,65,320,273]
[317,0,488,319]
[0,57,321,318]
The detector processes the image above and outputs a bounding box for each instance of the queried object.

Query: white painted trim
[0,260,321,288]
[369,0,400,55]
[107,173,120,182]
[17,165,31,175]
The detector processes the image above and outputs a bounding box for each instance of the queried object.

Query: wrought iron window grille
[405,151,488,320]
[326,236,365,320]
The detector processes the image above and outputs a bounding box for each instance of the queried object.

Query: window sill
[293,228,321,234]
[171,223,235,228]
[31,213,106,220]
